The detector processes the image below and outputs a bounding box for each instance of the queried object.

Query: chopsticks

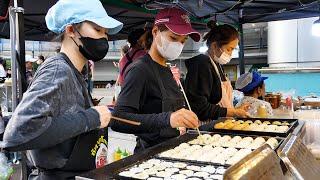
[111,116,141,126]
[177,80,202,137]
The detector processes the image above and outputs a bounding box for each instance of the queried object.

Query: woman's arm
[2,60,100,151]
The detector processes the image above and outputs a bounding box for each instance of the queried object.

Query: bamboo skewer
[177,80,202,137]
[111,116,141,126]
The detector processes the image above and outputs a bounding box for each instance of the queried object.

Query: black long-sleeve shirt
[113,54,182,146]
[184,54,227,121]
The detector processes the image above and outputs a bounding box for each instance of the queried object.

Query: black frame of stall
[76,121,306,179]
[0,0,317,178]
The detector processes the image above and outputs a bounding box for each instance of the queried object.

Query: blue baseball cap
[235,71,268,93]
[45,0,123,35]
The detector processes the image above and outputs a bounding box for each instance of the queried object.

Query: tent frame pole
[15,0,27,95]
[9,0,26,113]
[238,9,245,75]
[9,0,28,179]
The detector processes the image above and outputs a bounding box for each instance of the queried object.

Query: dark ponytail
[203,20,239,48]
[143,22,153,50]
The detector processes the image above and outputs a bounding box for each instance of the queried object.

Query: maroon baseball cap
[154,7,201,42]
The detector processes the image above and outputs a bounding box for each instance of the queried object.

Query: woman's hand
[93,106,112,128]
[170,108,199,129]
[238,103,250,111]
[227,107,250,118]
[178,127,187,135]
[233,109,250,118]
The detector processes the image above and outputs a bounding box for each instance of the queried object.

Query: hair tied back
[207,20,217,30]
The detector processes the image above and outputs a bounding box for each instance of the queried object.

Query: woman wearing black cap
[184,21,249,122]
[113,7,201,152]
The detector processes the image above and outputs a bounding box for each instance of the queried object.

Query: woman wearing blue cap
[1,1,198,179]
[235,72,273,117]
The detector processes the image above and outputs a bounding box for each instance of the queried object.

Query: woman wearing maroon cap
[112,7,201,152]
[184,21,249,122]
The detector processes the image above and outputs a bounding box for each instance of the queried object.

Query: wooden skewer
[111,116,141,126]
[177,80,202,137]
[196,127,202,136]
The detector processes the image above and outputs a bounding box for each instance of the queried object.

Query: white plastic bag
[233,90,244,107]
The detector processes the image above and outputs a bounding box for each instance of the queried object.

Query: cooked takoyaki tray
[156,132,284,166]
[78,132,283,180]
[210,117,298,137]
[116,132,284,180]
[115,133,228,180]
[117,158,228,180]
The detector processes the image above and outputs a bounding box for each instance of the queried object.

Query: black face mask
[72,29,109,62]
[258,96,264,100]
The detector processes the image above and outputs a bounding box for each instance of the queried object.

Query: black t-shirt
[114,54,184,145]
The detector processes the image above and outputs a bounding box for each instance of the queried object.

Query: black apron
[29,53,108,180]
[135,57,185,152]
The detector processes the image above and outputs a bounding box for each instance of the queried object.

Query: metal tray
[76,135,197,179]
[187,131,285,151]
[156,155,232,168]
[114,133,229,180]
[159,131,285,165]
[223,144,285,180]
[76,132,284,179]
[277,135,320,179]
[117,157,228,180]
[208,117,298,137]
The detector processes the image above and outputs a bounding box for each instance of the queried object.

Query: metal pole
[259,27,263,52]
[9,5,21,169]
[15,0,27,95]
[238,9,245,75]
[9,7,18,111]
[10,2,28,179]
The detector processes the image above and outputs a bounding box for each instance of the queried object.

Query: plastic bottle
[113,148,122,161]
[0,153,14,180]
[257,105,268,118]
[121,150,129,159]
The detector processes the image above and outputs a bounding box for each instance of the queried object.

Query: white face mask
[213,49,232,65]
[156,32,184,61]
